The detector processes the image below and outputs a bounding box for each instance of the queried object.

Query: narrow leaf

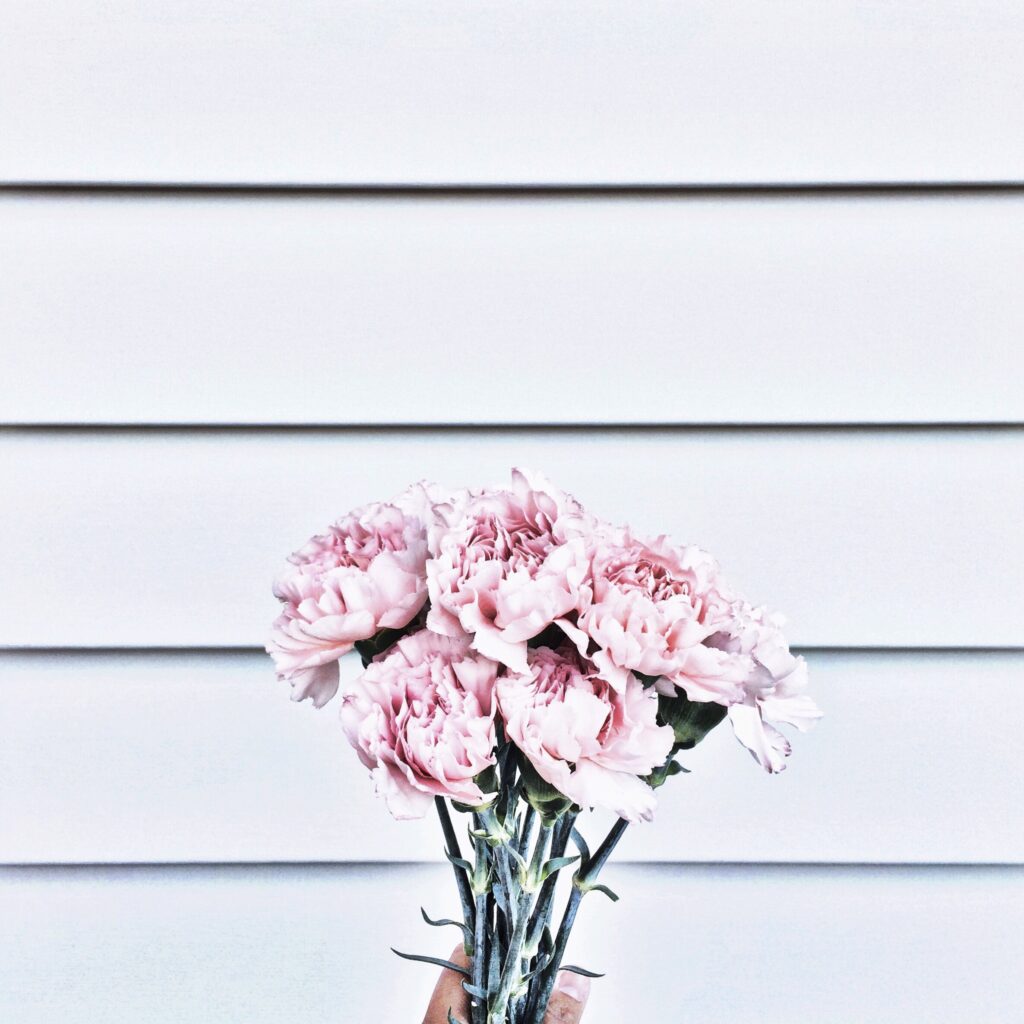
[492,880,511,916]
[559,964,606,979]
[522,953,551,982]
[569,828,591,867]
[540,854,579,881]
[588,883,620,902]
[505,844,528,873]
[448,1009,470,1024]
[462,982,488,1000]
[421,908,473,943]
[391,948,470,977]
[444,849,474,873]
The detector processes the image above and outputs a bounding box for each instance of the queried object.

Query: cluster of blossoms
[268,469,820,825]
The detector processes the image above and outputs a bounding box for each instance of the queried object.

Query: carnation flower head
[427,468,596,672]
[704,601,822,773]
[340,629,500,819]
[497,643,674,823]
[267,483,442,708]
[560,529,741,696]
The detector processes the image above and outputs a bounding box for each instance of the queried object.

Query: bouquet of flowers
[268,470,820,1024]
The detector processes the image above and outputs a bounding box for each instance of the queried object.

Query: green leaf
[569,828,591,867]
[462,982,488,1000]
[492,880,511,917]
[391,949,471,976]
[505,844,528,874]
[447,1009,470,1024]
[444,849,474,873]
[560,964,606,979]
[522,952,552,982]
[586,883,619,902]
[540,854,580,882]
[420,907,473,943]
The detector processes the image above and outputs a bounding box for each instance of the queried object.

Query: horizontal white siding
[1,651,1020,866]
[4,4,1020,1016]
[2,3,1024,185]
[2,428,1021,649]
[2,863,1020,1023]
[3,193,1023,425]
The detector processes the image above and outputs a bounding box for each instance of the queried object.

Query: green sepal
[643,752,688,790]
[451,766,500,817]
[353,625,413,667]
[518,758,573,824]
[657,690,728,749]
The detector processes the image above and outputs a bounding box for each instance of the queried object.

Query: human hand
[422,945,590,1024]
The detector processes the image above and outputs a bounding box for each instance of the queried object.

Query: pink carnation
[427,469,593,673]
[560,530,742,696]
[705,603,822,773]
[267,484,439,708]
[497,644,674,823]
[340,629,500,819]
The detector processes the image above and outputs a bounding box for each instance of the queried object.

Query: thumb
[543,971,591,1024]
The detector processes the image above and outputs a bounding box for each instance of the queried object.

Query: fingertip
[554,970,591,1004]
[544,970,591,1023]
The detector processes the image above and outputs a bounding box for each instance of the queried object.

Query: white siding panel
[2,863,1020,1023]
[2,3,1024,185]
[3,193,1023,425]
[1,429,1021,649]
[2,651,1020,865]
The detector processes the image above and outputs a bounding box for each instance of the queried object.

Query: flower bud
[657,691,727,749]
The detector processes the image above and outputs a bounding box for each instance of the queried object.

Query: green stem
[583,817,629,879]
[516,804,536,857]
[468,819,494,1024]
[524,811,575,956]
[528,817,629,1024]
[435,796,476,943]
[488,823,551,1024]
[471,875,488,1024]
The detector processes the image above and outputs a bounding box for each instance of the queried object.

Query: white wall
[2,5,1022,1022]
